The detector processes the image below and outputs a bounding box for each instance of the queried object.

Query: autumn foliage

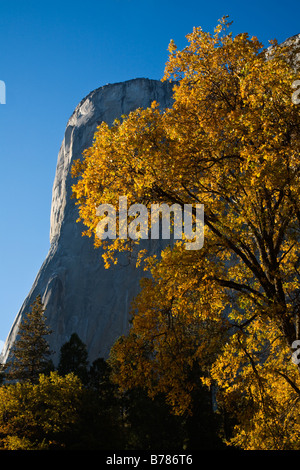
[72,18,300,449]
[0,372,83,450]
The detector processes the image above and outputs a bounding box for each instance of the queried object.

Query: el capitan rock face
[1,78,174,365]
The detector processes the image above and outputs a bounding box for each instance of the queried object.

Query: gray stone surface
[1,78,174,365]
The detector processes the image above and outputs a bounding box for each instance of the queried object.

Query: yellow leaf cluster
[73,17,300,448]
[0,372,83,450]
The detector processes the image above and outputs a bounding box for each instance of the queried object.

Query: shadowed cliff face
[1,78,174,365]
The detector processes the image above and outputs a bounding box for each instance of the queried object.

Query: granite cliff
[1,78,174,365]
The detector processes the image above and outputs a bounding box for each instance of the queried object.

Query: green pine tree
[5,295,53,383]
[58,333,89,383]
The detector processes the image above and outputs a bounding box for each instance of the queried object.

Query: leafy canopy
[0,372,83,450]
[72,17,300,449]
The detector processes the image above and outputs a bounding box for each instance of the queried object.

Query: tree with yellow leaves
[0,372,83,450]
[72,17,300,449]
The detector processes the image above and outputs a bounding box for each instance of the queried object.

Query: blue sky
[0,0,299,350]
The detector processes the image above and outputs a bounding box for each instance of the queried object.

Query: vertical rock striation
[1,78,174,365]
